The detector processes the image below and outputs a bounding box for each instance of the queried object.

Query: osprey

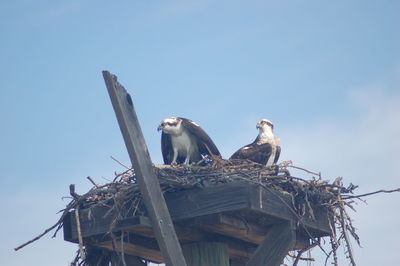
[157,117,221,165]
[230,119,281,167]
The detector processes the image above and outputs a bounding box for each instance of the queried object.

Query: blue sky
[1,1,399,265]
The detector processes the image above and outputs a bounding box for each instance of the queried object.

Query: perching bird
[230,119,281,166]
[157,117,221,165]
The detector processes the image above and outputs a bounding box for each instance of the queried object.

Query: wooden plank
[189,214,310,250]
[64,209,152,242]
[189,214,268,244]
[165,183,252,220]
[246,221,296,266]
[73,212,257,262]
[166,182,330,236]
[65,207,258,258]
[249,185,331,235]
[103,71,186,266]
[96,238,163,263]
[182,242,229,266]
[64,182,330,243]
[171,224,257,261]
[94,232,255,264]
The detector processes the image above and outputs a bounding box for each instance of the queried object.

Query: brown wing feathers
[179,118,221,157]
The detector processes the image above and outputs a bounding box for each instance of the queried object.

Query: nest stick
[86,176,99,188]
[342,188,400,199]
[121,231,127,266]
[75,206,85,260]
[339,197,356,266]
[14,199,76,251]
[292,243,317,266]
[14,223,60,251]
[110,156,131,170]
[287,165,321,177]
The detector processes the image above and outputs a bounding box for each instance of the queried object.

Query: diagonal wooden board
[103,71,187,266]
[246,221,296,266]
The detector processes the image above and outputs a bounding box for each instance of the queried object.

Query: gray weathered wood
[182,242,229,266]
[96,234,164,263]
[246,221,296,266]
[102,71,186,266]
[63,183,330,243]
[249,185,330,236]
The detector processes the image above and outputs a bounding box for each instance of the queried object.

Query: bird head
[256,119,274,131]
[157,117,182,135]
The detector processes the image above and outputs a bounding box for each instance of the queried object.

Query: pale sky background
[1,0,399,265]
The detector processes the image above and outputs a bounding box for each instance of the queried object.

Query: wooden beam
[64,183,330,244]
[164,183,253,220]
[97,242,163,263]
[95,234,164,263]
[165,182,330,235]
[246,221,296,266]
[93,231,255,263]
[102,71,186,266]
[182,242,229,266]
[188,214,310,250]
[188,214,268,244]
[249,185,330,236]
[67,210,257,262]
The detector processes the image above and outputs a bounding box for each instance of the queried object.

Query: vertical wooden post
[103,71,187,266]
[182,242,229,266]
[246,221,296,266]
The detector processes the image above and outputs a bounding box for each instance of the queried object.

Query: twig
[75,206,86,260]
[338,191,357,266]
[14,222,60,251]
[86,176,99,188]
[110,156,131,170]
[342,188,400,199]
[14,199,77,251]
[69,184,81,200]
[121,231,127,266]
[70,250,80,266]
[287,165,321,177]
[292,243,317,266]
[113,168,132,182]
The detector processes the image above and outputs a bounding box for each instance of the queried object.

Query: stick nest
[16,157,400,266]
[69,157,360,266]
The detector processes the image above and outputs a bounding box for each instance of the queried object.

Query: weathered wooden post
[246,221,296,266]
[103,71,187,266]
[182,241,229,266]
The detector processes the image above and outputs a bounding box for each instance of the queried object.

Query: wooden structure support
[246,221,296,266]
[62,71,333,265]
[102,71,186,266]
[182,242,229,266]
[64,182,331,265]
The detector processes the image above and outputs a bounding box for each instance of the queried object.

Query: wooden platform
[63,182,331,265]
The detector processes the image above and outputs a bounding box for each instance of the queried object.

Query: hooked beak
[157,125,163,132]
[256,123,261,129]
